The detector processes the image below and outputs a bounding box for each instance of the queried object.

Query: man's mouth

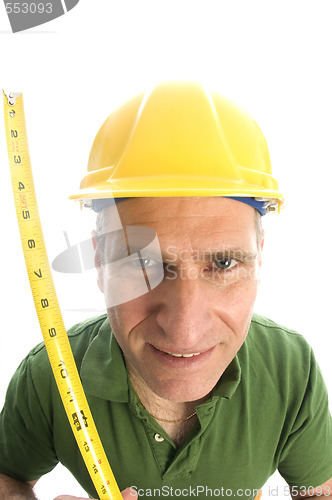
[164,351,201,358]
[153,345,210,358]
[149,344,216,368]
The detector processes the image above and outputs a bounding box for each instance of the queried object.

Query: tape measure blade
[3,92,122,500]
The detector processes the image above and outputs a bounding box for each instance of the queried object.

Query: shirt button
[154,433,164,442]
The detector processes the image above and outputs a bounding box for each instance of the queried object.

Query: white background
[0,1,332,498]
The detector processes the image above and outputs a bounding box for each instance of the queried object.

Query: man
[1,82,331,499]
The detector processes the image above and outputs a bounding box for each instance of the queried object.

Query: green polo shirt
[0,314,332,499]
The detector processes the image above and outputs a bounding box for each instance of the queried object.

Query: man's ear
[91,230,104,293]
[258,229,265,271]
[260,229,265,253]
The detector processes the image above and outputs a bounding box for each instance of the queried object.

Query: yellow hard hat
[69,81,283,211]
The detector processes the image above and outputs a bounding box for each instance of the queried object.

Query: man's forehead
[101,197,258,253]
[110,196,257,224]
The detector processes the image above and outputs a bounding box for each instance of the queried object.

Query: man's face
[96,197,263,403]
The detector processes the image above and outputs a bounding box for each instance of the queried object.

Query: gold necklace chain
[142,405,197,424]
[131,381,197,423]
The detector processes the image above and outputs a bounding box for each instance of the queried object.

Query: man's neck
[129,372,209,446]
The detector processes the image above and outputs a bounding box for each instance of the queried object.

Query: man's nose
[155,267,214,349]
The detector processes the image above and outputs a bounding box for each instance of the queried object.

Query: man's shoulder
[250,313,308,341]
[247,313,313,367]
[67,313,109,342]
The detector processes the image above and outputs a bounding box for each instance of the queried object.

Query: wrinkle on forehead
[100,197,259,252]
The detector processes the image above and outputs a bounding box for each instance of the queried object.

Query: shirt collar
[81,317,130,402]
[211,355,241,399]
[81,317,241,402]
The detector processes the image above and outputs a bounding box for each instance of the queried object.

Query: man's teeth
[165,351,201,358]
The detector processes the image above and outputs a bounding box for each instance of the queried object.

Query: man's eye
[140,258,151,267]
[130,257,151,267]
[213,258,237,270]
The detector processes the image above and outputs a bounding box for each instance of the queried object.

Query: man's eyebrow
[202,249,258,262]
[160,248,258,263]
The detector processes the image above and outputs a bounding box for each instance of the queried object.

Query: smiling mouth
[154,346,203,357]
[164,351,201,358]
[150,344,216,367]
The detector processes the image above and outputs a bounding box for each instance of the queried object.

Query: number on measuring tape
[59,361,68,378]
[41,298,49,308]
[48,327,56,337]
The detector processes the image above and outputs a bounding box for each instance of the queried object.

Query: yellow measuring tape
[3,91,122,500]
